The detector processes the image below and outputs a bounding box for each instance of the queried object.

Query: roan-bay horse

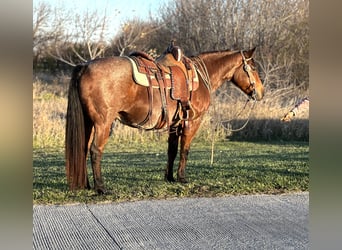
[65,47,264,194]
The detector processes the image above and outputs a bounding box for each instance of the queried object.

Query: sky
[34,0,169,35]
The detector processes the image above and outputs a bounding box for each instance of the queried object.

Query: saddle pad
[125,56,171,88]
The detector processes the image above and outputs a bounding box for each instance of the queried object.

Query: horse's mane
[190,49,238,58]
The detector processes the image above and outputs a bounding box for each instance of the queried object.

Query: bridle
[217,51,258,132]
[192,51,257,99]
[240,50,257,100]
[220,51,258,132]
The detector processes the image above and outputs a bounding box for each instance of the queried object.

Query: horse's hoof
[177,177,188,184]
[165,175,176,182]
[96,187,107,195]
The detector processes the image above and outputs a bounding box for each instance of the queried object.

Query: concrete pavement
[33,192,308,249]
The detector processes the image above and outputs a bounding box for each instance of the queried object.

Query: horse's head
[230,48,264,101]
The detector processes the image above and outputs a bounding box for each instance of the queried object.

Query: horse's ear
[245,47,256,58]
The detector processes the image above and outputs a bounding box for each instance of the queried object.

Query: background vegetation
[33,0,309,204]
[33,0,309,91]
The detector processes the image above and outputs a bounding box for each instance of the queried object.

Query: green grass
[33,140,309,204]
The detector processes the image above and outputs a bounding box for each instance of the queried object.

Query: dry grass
[33,80,68,149]
[33,79,309,149]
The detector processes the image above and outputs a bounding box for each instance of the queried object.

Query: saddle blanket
[125,56,171,88]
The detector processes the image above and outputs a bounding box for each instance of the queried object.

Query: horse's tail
[65,65,88,190]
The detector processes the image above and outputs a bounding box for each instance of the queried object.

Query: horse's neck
[201,51,240,92]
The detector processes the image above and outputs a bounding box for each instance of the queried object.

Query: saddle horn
[165,40,182,62]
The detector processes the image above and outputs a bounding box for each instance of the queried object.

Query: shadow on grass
[227,118,309,142]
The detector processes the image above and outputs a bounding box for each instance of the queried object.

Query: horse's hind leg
[165,126,180,182]
[90,123,111,194]
[84,116,94,189]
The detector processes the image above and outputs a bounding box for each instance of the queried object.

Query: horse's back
[78,56,135,93]
[82,56,132,81]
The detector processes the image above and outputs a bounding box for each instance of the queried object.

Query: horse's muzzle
[251,86,264,101]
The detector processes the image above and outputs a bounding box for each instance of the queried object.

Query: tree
[111,18,164,56]
[33,2,53,70]
[33,2,51,51]
[33,3,111,69]
[47,8,109,66]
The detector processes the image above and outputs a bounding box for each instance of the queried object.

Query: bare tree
[46,7,110,66]
[33,2,51,49]
[33,2,54,69]
[33,4,111,68]
[112,18,163,56]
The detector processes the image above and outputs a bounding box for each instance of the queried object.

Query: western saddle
[126,41,199,133]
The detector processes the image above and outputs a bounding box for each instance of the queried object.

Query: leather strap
[155,69,169,130]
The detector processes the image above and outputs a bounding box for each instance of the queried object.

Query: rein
[191,56,212,93]
[219,98,257,132]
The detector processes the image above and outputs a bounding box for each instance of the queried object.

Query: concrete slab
[33,192,308,249]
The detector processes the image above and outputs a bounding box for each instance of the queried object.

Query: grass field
[33,140,309,204]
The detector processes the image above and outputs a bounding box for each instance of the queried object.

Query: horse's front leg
[90,123,111,194]
[177,120,201,183]
[165,126,180,182]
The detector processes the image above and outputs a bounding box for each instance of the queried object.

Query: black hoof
[177,177,188,184]
[165,175,176,182]
[96,187,107,195]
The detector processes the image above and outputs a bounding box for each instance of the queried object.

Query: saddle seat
[127,51,199,100]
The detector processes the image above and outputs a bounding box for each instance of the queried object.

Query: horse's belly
[118,98,178,129]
